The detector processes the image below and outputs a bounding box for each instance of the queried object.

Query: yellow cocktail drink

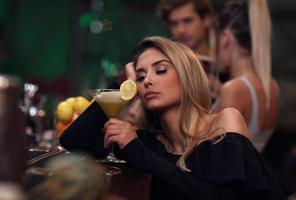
[88,81,137,167]
[94,91,127,118]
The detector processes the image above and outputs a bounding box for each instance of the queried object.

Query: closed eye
[156,69,167,75]
[135,75,146,83]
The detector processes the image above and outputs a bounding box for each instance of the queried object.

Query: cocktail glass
[89,89,128,165]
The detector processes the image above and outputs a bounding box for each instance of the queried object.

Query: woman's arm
[103,119,241,199]
[59,101,109,159]
[122,138,242,200]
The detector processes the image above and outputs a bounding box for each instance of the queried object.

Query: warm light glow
[0,76,9,89]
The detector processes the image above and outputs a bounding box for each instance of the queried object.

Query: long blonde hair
[249,0,271,109]
[214,0,272,109]
[133,36,211,171]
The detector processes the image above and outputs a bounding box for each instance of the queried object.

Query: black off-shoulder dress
[60,102,287,200]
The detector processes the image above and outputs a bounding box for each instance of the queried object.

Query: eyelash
[136,69,168,83]
[156,69,167,74]
[135,76,145,83]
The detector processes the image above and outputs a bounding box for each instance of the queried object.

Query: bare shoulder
[219,79,250,106]
[212,78,249,113]
[220,78,247,94]
[212,107,250,138]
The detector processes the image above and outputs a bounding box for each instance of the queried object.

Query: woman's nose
[143,73,153,87]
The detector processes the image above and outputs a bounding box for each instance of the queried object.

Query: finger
[103,122,108,132]
[125,62,136,81]
[104,132,123,148]
[104,131,112,148]
[106,118,124,125]
[104,120,134,143]
[104,118,118,130]
[105,134,120,148]
[104,120,111,129]
[107,126,133,137]
[106,119,132,131]
[104,129,121,147]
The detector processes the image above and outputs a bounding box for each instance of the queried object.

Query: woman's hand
[104,118,138,149]
[125,62,136,81]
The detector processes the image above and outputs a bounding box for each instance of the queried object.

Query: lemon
[120,80,137,100]
[56,101,74,124]
[65,97,76,107]
[73,96,90,114]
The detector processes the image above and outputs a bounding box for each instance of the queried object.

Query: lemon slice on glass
[120,80,137,100]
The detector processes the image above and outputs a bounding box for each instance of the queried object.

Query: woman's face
[135,48,181,111]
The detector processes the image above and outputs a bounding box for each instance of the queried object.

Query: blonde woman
[60,36,286,199]
[211,0,279,152]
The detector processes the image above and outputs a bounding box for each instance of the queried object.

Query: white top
[240,76,273,152]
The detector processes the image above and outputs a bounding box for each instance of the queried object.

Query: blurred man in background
[157,0,213,61]
[157,0,224,101]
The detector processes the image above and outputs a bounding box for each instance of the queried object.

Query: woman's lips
[144,91,159,100]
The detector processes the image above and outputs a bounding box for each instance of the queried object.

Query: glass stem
[110,143,115,156]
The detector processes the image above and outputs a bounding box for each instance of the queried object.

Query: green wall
[0,0,169,97]
[9,0,71,80]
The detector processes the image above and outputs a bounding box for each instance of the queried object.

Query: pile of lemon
[55,96,91,137]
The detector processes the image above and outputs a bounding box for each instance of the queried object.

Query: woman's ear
[203,15,212,28]
[219,30,231,50]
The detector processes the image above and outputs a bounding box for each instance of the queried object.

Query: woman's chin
[145,103,163,111]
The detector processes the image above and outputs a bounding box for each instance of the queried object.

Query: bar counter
[26,149,151,200]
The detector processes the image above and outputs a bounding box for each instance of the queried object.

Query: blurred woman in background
[211,0,279,152]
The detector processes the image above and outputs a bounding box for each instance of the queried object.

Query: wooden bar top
[26,149,151,200]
